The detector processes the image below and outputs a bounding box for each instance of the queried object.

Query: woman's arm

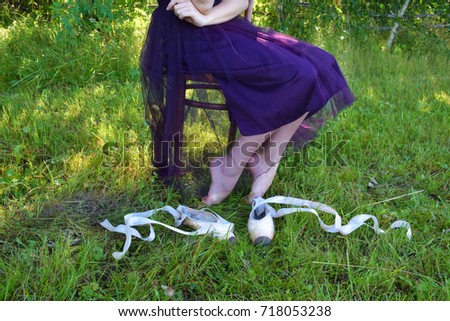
[190,0,215,14]
[167,0,248,27]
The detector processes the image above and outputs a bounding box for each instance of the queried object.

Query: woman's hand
[167,0,248,28]
[167,0,209,27]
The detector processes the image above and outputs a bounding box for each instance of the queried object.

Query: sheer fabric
[140,0,355,178]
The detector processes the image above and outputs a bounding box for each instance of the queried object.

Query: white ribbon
[100,205,235,260]
[251,196,412,239]
[102,196,411,260]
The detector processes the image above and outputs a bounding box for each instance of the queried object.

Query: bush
[0,10,143,91]
[252,0,448,49]
[1,1,155,28]
[1,1,447,52]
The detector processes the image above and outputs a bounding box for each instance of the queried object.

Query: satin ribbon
[100,205,234,259]
[102,196,411,259]
[251,196,412,239]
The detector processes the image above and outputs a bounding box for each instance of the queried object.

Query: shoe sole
[254,236,272,246]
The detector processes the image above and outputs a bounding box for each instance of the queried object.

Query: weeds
[1,4,449,301]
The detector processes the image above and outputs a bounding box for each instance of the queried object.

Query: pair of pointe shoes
[103,195,413,259]
[102,199,274,260]
[187,194,414,247]
[201,191,274,246]
[188,198,275,246]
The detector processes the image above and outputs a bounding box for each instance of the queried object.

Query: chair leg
[173,78,186,169]
[227,119,238,152]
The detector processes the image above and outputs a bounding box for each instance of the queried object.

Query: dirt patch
[40,192,134,222]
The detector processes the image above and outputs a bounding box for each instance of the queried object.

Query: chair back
[244,0,254,21]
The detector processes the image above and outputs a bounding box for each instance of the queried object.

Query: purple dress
[140,0,355,178]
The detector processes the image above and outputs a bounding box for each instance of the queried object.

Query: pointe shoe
[177,206,237,242]
[248,202,274,246]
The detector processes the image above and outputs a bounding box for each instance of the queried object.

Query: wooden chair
[151,1,255,177]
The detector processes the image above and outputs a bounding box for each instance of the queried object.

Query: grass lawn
[1,9,449,301]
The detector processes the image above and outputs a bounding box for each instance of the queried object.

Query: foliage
[252,0,448,49]
[1,0,144,17]
[0,1,155,32]
[1,1,53,22]
[0,14,142,91]
[50,0,143,36]
[2,1,447,49]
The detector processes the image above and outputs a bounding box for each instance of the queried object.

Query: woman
[140,0,355,206]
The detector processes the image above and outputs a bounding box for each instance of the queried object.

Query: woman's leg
[202,131,270,205]
[247,112,309,203]
[202,111,308,205]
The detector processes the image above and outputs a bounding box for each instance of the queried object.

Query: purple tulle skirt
[140,0,355,178]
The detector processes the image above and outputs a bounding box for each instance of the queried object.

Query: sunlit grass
[1,10,449,301]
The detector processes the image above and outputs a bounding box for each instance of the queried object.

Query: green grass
[1,11,449,301]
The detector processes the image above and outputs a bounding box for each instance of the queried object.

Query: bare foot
[202,156,242,206]
[246,152,279,204]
